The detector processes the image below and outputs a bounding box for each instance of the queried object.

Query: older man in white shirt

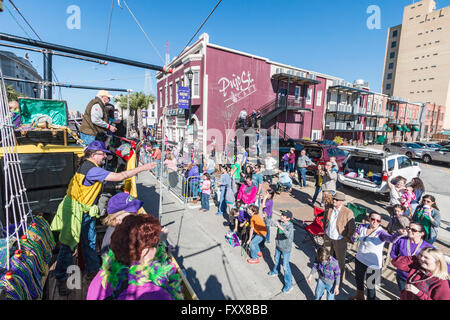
[323,192,356,283]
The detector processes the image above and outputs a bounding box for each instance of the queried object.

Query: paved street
[136,171,410,300]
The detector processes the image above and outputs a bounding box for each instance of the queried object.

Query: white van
[337,147,421,194]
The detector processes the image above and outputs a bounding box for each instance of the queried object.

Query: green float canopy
[402,125,411,132]
[384,124,392,132]
[395,124,403,131]
[19,98,69,126]
[412,126,420,132]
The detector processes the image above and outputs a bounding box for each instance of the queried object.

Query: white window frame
[294,86,301,101]
[159,88,162,108]
[306,88,313,105]
[193,70,200,98]
[165,85,168,107]
[175,79,180,103]
[169,82,173,106]
[316,90,323,107]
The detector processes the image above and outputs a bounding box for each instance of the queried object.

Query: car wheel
[406,152,413,158]
[385,148,390,153]
[423,155,431,164]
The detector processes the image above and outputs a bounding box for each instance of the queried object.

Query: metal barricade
[183,175,201,204]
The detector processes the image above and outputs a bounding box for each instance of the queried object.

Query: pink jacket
[237,183,257,205]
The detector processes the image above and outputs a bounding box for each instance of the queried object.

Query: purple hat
[86,140,111,154]
[107,192,144,214]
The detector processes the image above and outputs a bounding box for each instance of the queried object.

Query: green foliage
[333,136,344,145]
[114,92,155,111]
[6,85,22,102]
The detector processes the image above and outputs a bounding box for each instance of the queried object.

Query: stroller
[301,207,325,248]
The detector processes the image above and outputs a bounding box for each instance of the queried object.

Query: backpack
[225,231,241,247]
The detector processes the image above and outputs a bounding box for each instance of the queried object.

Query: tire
[423,155,432,164]
[385,148,390,153]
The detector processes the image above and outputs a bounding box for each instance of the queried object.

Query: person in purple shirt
[288,148,296,179]
[8,101,21,129]
[262,189,275,243]
[87,214,183,300]
[185,162,200,200]
[390,221,434,292]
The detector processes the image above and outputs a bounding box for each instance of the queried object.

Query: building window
[165,86,168,107]
[151,112,155,117]
[392,30,398,37]
[386,84,391,90]
[175,81,179,103]
[159,88,162,107]
[387,73,393,80]
[169,83,173,106]
[390,52,395,59]
[306,88,312,105]
[294,86,300,101]
[193,70,200,97]
[316,90,323,107]
[388,63,394,70]
[391,41,397,48]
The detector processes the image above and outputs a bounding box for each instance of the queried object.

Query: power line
[4,4,33,39]
[178,0,224,58]
[7,0,63,98]
[8,0,42,41]
[105,0,115,54]
[118,0,165,64]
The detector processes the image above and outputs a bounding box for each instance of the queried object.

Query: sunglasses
[371,218,381,223]
[407,227,420,233]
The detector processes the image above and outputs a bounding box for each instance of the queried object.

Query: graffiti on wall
[218,71,257,108]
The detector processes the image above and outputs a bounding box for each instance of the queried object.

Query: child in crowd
[230,200,248,233]
[312,164,324,206]
[387,204,411,234]
[200,173,212,212]
[386,173,407,209]
[307,247,341,300]
[329,156,339,173]
[246,205,267,264]
[268,210,294,293]
[262,189,275,244]
[401,184,416,217]
[282,153,290,172]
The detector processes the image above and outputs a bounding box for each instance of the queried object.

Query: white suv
[337,147,421,194]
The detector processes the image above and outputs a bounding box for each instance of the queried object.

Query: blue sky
[1,0,450,112]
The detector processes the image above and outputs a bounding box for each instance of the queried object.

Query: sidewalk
[138,171,403,300]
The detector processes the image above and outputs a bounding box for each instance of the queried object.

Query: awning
[402,125,411,132]
[395,125,403,131]
[384,124,392,132]
[412,126,420,132]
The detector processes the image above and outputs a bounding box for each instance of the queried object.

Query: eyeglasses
[371,218,381,223]
[94,152,106,156]
[407,227,420,233]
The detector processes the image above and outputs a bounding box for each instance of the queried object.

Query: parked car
[415,142,442,151]
[279,140,348,177]
[422,147,450,165]
[337,146,421,194]
[383,142,432,159]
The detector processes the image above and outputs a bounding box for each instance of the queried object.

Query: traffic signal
[0,0,3,12]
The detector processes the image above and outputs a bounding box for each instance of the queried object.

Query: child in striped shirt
[307,247,341,300]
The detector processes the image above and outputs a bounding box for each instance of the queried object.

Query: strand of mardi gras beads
[0,271,32,300]
[10,250,42,299]
[19,236,46,274]
[27,227,52,264]
[31,216,56,250]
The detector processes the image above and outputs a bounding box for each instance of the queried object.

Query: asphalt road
[417,160,450,196]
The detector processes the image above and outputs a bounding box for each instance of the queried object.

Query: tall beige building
[382,0,450,128]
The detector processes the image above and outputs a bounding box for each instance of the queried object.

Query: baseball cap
[333,192,346,201]
[86,140,111,154]
[281,210,293,219]
[107,192,144,214]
